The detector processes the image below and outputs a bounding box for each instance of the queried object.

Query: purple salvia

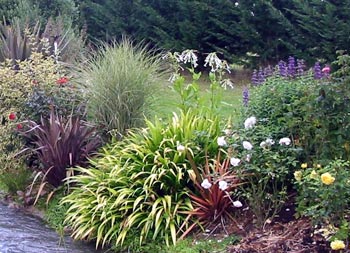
[242,86,249,107]
[257,67,265,85]
[251,69,259,86]
[296,59,305,76]
[278,60,287,77]
[313,62,322,79]
[263,65,273,78]
[287,56,296,78]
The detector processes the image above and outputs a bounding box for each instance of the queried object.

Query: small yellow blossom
[301,163,308,169]
[330,239,345,250]
[310,170,318,179]
[294,170,302,181]
[321,172,335,185]
[316,164,322,169]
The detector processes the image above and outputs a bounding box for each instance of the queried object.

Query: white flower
[224,128,233,136]
[260,141,267,148]
[201,179,212,189]
[217,136,227,147]
[220,79,234,89]
[279,137,291,146]
[230,157,241,167]
[265,138,275,146]
[204,52,231,73]
[180,49,198,68]
[260,138,275,148]
[245,154,251,162]
[233,200,243,208]
[177,143,185,153]
[244,116,257,129]
[218,181,228,191]
[243,141,253,150]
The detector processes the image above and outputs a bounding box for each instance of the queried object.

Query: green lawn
[150,78,245,120]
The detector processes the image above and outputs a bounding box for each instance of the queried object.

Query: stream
[0,204,106,253]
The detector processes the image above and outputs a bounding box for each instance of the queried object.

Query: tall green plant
[62,109,221,248]
[76,38,166,138]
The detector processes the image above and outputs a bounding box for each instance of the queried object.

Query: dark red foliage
[23,110,101,187]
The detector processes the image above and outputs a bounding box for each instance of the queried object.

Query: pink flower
[56,77,69,85]
[322,66,330,74]
[8,112,16,120]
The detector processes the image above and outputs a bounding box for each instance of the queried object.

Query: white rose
[243,141,253,150]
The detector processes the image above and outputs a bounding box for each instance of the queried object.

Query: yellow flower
[316,164,322,169]
[310,170,318,179]
[330,239,345,250]
[294,170,302,181]
[321,172,335,185]
[301,163,308,169]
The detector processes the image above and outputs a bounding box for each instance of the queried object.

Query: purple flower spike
[257,67,265,85]
[264,65,273,78]
[243,86,249,106]
[287,56,296,78]
[278,60,287,77]
[314,62,322,79]
[296,59,305,76]
[251,69,259,86]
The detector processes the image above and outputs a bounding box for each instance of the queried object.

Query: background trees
[2,0,350,66]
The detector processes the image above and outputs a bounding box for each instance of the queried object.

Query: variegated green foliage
[62,110,221,248]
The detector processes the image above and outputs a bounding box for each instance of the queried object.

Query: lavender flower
[257,67,265,84]
[251,69,259,86]
[313,61,322,79]
[242,86,249,107]
[263,65,273,78]
[278,60,287,77]
[287,56,296,78]
[296,59,305,76]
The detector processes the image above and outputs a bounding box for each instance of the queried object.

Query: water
[0,204,106,253]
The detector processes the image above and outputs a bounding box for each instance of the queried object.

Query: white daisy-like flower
[243,141,253,150]
[279,137,291,146]
[217,136,227,147]
[244,116,257,129]
[230,157,241,167]
[233,200,243,208]
[218,180,228,191]
[201,179,212,189]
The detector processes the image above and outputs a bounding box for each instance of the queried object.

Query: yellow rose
[330,239,345,250]
[294,170,302,181]
[301,163,308,169]
[310,170,318,179]
[321,172,335,185]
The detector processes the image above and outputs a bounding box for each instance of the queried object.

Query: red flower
[17,123,23,130]
[56,77,69,85]
[8,112,16,120]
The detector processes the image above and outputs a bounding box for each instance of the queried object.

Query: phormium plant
[22,110,100,187]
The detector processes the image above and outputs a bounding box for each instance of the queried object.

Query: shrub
[22,110,100,187]
[224,116,299,226]
[295,159,350,225]
[75,38,166,138]
[245,55,350,163]
[62,109,221,247]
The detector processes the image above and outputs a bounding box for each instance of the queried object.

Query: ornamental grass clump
[75,38,166,139]
[62,109,221,248]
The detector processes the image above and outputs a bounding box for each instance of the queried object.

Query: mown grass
[150,73,247,120]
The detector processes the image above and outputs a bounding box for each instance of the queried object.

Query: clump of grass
[76,38,167,138]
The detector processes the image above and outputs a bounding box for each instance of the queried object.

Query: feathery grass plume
[75,38,167,139]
